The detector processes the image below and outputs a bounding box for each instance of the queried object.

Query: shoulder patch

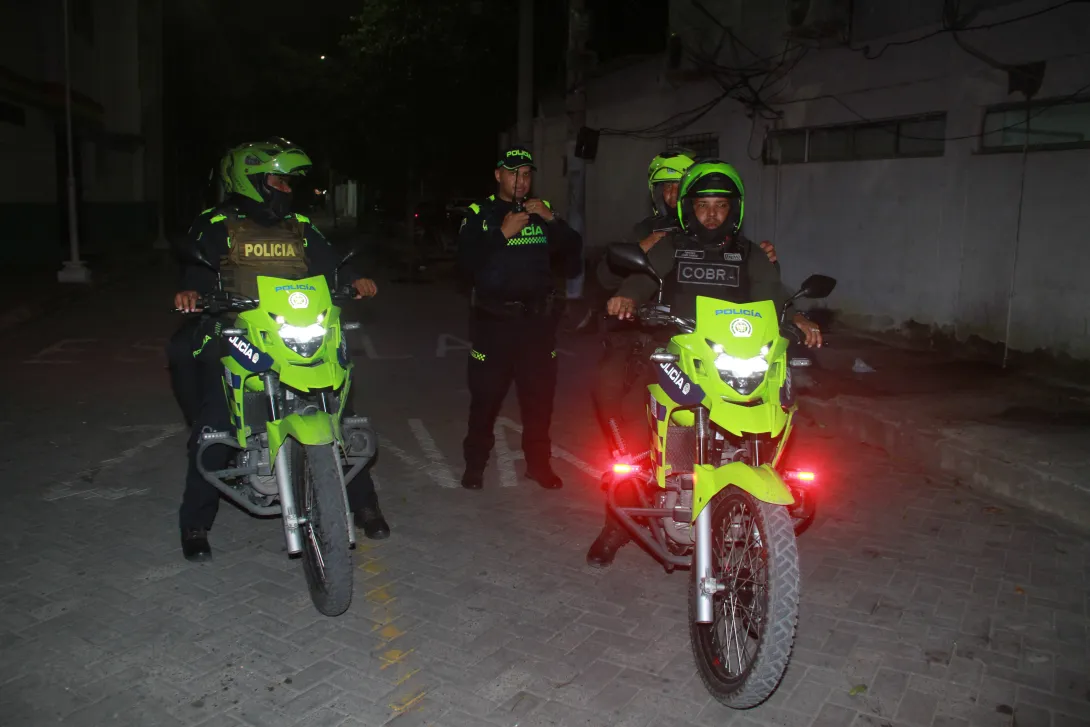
[293,213,311,225]
[469,203,480,215]
[209,213,227,224]
[488,194,496,202]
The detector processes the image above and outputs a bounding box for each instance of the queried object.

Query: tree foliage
[164,0,518,219]
[336,0,518,190]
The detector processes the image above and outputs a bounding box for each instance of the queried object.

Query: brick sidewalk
[799,329,1090,534]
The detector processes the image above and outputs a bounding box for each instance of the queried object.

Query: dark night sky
[162,0,667,226]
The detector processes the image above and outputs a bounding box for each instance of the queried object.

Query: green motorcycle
[183,249,376,617]
[603,243,835,708]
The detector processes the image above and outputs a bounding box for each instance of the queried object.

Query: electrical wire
[598,88,735,138]
[792,77,1090,142]
[849,0,1081,60]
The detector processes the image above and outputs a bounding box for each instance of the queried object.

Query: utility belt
[471,288,558,319]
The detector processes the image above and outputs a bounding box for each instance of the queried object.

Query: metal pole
[516,0,534,145]
[1001,108,1032,369]
[150,0,168,250]
[58,0,91,283]
[564,0,587,300]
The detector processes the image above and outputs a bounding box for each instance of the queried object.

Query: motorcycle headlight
[279,322,326,357]
[707,340,769,395]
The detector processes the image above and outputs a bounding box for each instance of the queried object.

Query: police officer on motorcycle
[169,138,389,562]
[457,145,583,490]
[592,152,780,458]
[586,159,820,568]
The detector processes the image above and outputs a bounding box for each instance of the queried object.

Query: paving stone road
[0,272,1087,727]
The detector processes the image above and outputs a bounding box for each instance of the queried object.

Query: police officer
[457,146,583,490]
[592,152,779,457]
[167,144,244,427]
[586,160,820,568]
[169,138,389,561]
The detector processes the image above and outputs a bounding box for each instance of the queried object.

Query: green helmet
[647,150,695,190]
[224,138,313,206]
[217,146,238,196]
[677,160,745,235]
[647,151,695,216]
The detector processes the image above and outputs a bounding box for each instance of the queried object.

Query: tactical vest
[661,239,751,321]
[220,214,310,300]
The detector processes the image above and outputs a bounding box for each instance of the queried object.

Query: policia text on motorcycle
[457,146,583,490]
[167,138,388,562]
[585,160,823,568]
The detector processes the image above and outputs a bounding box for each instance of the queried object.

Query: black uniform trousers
[167,318,204,427]
[168,318,379,532]
[591,321,666,456]
[463,306,559,473]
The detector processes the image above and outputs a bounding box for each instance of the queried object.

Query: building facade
[0,0,162,268]
[533,0,1090,359]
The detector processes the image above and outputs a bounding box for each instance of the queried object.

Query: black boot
[526,463,563,490]
[181,528,212,562]
[461,468,484,490]
[353,504,390,540]
[586,520,631,568]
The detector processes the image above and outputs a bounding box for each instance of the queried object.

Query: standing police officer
[457,146,583,490]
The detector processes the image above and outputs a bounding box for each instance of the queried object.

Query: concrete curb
[802,394,1090,534]
[0,252,165,333]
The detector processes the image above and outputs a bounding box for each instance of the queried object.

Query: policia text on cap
[456,147,584,490]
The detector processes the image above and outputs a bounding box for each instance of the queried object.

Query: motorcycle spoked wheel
[689,488,799,708]
[290,441,354,617]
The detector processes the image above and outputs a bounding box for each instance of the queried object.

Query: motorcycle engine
[239,447,279,496]
[658,488,694,546]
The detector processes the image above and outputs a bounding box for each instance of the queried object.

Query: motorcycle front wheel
[291,441,354,617]
[689,488,799,708]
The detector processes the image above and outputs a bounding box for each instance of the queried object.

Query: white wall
[542,0,1090,358]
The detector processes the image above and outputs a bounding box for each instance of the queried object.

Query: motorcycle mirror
[337,249,360,268]
[179,245,217,273]
[796,274,837,300]
[607,243,654,275]
[334,249,360,292]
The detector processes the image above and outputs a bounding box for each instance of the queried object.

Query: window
[667,132,719,160]
[981,97,1090,152]
[764,113,947,164]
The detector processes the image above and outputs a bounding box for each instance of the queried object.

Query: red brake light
[786,470,817,485]
[613,462,639,475]
[414,213,419,218]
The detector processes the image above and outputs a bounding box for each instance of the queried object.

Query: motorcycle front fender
[267,412,335,463]
[692,462,794,519]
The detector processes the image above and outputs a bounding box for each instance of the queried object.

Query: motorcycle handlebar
[636,305,694,331]
[608,305,828,346]
[176,287,365,314]
[174,292,258,315]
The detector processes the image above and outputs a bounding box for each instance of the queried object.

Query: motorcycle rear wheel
[291,442,354,617]
[689,488,799,708]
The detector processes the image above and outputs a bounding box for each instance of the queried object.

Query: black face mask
[235,175,294,225]
[263,187,293,222]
